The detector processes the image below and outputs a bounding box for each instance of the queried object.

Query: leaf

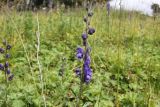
[12,100,25,107]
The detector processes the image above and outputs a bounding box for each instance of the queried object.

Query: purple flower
[5,62,9,68]
[84,54,91,65]
[6,53,10,58]
[75,68,81,76]
[83,39,87,46]
[76,47,84,59]
[6,45,11,50]
[83,48,92,83]
[82,33,88,46]
[6,69,10,75]
[84,64,92,83]
[88,28,95,35]
[8,74,14,81]
[0,48,4,53]
[0,64,4,70]
[82,33,87,40]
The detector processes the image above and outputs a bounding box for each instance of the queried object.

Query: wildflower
[5,62,9,68]
[0,64,4,70]
[76,47,84,59]
[6,45,12,50]
[82,33,87,40]
[6,53,10,58]
[88,28,95,35]
[0,48,4,53]
[0,40,13,81]
[75,68,81,76]
[8,74,14,81]
[75,1,95,85]
[84,64,92,83]
[6,69,10,75]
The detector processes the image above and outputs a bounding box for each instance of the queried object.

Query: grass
[0,6,160,107]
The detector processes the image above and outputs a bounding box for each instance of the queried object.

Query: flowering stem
[4,8,37,93]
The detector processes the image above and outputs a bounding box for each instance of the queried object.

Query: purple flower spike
[0,64,4,70]
[0,48,4,53]
[8,74,14,81]
[75,68,81,76]
[6,45,12,50]
[76,47,84,59]
[88,28,95,35]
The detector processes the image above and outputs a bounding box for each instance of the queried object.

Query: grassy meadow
[0,6,160,107]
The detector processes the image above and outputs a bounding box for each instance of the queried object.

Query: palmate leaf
[12,100,25,107]
[99,100,114,107]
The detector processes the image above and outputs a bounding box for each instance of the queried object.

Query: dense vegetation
[0,5,160,107]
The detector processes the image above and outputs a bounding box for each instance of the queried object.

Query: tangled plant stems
[75,1,95,106]
[0,40,13,106]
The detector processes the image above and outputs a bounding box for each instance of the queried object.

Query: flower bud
[88,12,93,17]
[88,28,95,35]
[82,33,87,40]
[6,69,10,75]
[0,64,4,70]
[8,74,14,81]
[7,45,12,50]
[0,48,4,53]
[6,53,10,58]
[5,62,9,68]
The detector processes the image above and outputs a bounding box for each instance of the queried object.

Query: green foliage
[0,7,160,106]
